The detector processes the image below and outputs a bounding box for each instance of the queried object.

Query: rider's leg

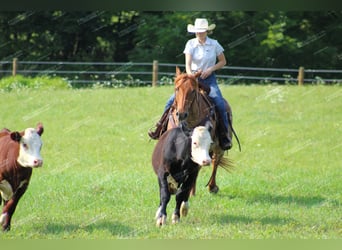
[200,75,232,150]
[148,94,174,140]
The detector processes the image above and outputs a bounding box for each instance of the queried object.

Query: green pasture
[0,83,341,239]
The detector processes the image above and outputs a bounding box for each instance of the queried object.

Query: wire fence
[0,59,341,87]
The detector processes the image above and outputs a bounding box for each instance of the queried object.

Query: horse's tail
[217,155,234,172]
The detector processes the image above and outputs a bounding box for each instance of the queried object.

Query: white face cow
[190,123,213,166]
[15,127,43,168]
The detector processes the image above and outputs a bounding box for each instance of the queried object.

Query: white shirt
[183,37,224,72]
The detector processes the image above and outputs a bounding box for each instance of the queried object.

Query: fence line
[0,59,341,86]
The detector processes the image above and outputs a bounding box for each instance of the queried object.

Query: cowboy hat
[187,18,216,33]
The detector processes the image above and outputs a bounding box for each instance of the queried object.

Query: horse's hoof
[209,185,219,194]
[180,201,189,217]
[172,213,180,224]
[156,215,167,227]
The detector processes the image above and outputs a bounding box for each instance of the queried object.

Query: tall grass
[0,84,341,239]
[0,75,70,91]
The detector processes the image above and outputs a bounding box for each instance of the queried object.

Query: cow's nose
[202,159,211,166]
[33,159,43,167]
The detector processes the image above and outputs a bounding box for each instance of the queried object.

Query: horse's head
[174,67,200,122]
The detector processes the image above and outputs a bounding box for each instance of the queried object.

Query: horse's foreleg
[207,161,219,194]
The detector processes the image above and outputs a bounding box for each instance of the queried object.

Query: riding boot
[148,107,171,140]
[217,113,232,150]
[219,129,232,151]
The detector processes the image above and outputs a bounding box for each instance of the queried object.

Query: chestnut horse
[166,67,235,194]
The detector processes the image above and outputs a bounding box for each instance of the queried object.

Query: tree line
[0,11,341,70]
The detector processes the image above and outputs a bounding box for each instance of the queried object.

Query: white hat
[187,18,216,33]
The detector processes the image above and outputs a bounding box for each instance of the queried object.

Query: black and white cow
[152,122,212,226]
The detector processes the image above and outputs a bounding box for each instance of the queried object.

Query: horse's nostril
[178,112,188,121]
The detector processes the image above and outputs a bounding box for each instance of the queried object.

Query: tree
[0,11,139,62]
[0,11,341,72]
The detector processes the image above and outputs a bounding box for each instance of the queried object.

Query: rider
[148,18,232,150]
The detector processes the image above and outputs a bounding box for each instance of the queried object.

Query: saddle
[183,87,240,151]
[148,85,241,151]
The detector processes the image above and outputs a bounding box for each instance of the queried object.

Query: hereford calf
[0,123,44,231]
[152,122,212,226]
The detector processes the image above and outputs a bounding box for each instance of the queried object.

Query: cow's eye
[192,141,198,147]
[22,143,28,149]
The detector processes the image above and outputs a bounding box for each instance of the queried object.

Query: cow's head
[191,122,212,166]
[10,123,44,168]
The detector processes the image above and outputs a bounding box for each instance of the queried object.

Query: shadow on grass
[218,190,339,208]
[39,220,134,237]
[211,192,340,226]
[245,193,340,207]
[214,214,294,226]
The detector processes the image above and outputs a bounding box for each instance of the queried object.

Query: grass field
[0,84,341,239]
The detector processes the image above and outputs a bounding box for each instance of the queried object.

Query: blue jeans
[165,74,228,131]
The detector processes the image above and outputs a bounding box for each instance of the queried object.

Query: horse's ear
[176,66,181,76]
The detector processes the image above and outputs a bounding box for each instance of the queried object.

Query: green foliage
[0,11,138,62]
[129,11,342,69]
[0,85,340,239]
[0,11,341,70]
[91,74,147,89]
[0,75,70,91]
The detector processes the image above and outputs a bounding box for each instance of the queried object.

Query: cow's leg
[155,173,171,227]
[189,166,200,196]
[172,170,198,224]
[1,183,28,231]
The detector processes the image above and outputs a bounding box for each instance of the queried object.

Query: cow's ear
[36,122,44,136]
[10,131,22,142]
[205,120,213,133]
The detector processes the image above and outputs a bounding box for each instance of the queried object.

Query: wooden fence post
[298,66,304,86]
[152,60,158,87]
[12,58,18,76]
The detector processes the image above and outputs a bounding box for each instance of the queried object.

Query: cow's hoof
[172,213,180,224]
[209,185,219,194]
[0,213,8,230]
[156,215,167,227]
[180,201,189,217]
